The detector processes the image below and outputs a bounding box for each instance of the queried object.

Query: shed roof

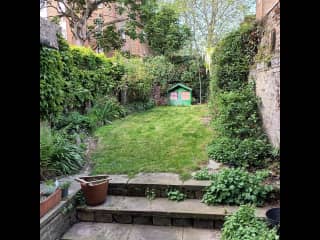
[167,83,192,92]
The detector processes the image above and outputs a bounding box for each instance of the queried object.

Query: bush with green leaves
[208,18,274,168]
[208,137,272,168]
[167,189,186,202]
[40,47,65,119]
[53,111,94,135]
[193,168,214,180]
[222,205,279,240]
[40,36,124,120]
[40,123,85,180]
[202,168,273,206]
[87,96,127,128]
[212,84,264,139]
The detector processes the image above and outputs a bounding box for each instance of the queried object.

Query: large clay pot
[75,175,111,206]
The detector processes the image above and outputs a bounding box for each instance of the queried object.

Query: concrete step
[77,195,279,229]
[108,173,210,199]
[108,173,280,200]
[61,222,221,240]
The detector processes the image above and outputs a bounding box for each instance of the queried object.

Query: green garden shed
[168,83,192,106]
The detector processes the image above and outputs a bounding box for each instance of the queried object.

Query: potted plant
[75,175,111,206]
[60,181,71,199]
[40,180,61,218]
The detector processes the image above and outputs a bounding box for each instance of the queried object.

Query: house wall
[249,0,280,148]
[43,2,151,57]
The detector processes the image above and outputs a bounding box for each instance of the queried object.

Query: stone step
[77,195,279,229]
[108,173,280,200]
[61,222,221,240]
[108,173,210,199]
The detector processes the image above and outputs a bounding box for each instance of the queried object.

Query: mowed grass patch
[91,105,213,179]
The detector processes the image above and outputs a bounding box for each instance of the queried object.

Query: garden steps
[107,173,280,200]
[107,173,211,199]
[76,195,279,229]
[61,222,221,240]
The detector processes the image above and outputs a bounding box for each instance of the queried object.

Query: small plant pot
[266,207,280,226]
[75,175,111,206]
[61,187,69,199]
[40,188,61,218]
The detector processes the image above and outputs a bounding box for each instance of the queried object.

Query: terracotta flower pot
[40,188,62,218]
[75,175,111,206]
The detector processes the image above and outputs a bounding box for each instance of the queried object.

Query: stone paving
[61,222,221,240]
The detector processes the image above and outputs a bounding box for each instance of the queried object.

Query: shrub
[222,205,279,240]
[40,123,85,180]
[202,168,273,206]
[124,100,155,114]
[53,112,94,135]
[40,47,65,119]
[50,132,85,176]
[193,168,214,180]
[87,96,127,128]
[208,137,272,168]
[40,123,56,179]
[208,18,275,168]
[212,84,264,139]
[167,189,186,202]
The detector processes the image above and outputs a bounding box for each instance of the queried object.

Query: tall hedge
[208,18,274,168]
[40,36,125,120]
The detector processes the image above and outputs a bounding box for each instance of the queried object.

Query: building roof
[167,83,192,92]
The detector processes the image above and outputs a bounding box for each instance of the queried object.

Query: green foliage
[167,189,186,202]
[211,22,260,91]
[87,96,127,128]
[40,123,85,180]
[208,18,273,168]
[124,100,155,114]
[144,6,191,56]
[40,37,124,120]
[145,188,156,200]
[208,137,272,168]
[53,111,94,135]
[212,84,264,139]
[222,205,279,240]
[60,181,71,190]
[75,190,86,206]
[193,168,214,180]
[40,47,65,119]
[202,168,273,206]
[95,25,125,52]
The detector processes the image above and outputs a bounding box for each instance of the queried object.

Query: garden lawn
[92,105,214,179]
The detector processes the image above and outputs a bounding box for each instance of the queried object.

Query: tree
[44,0,155,46]
[144,6,191,56]
[173,0,255,55]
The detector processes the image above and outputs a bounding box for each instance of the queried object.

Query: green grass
[91,105,213,180]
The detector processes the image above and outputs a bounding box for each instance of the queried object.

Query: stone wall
[249,1,280,148]
[40,195,79,240]
[40,17,60,49]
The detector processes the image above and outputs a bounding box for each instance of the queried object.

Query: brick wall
[256,0,279,20]
[45,3,150,57]
[249,1,280,148]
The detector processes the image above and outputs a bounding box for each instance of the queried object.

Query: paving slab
[61,222,221,240]
[79,195,279,219]
[128,173,183,186]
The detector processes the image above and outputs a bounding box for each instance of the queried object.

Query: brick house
[40,1,151,57]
